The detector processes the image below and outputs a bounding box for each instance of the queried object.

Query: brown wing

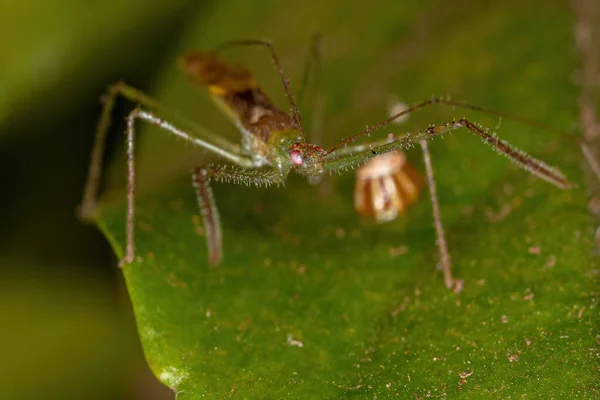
[179,51,256,94]
[179,51,297,141]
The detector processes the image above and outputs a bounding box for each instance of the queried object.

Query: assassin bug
[79,39,572,291]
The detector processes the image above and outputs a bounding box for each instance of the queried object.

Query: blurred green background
[0,1,203,399]
[1,0,598,399]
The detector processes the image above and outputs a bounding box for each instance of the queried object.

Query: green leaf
[96,1,598,398]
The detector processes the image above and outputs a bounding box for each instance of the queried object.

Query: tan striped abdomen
[354,152,424,222]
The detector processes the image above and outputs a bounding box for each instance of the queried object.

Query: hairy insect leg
[326,96,582,158]
[118,108,256,266]
[79,82,246,223]
[324,118,572,190]
[420,140,463,292]
[192,165,284,266]
[79,84,120,221]
[454,118,573,189]
[192,168,222,266]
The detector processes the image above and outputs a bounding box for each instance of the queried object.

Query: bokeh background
[1,1,598,399]
[1,1,204,399]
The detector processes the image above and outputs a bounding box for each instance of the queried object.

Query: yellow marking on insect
[208,85,229,96]
[180,51,257,94]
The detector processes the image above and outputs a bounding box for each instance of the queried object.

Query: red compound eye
[290,150,304,166]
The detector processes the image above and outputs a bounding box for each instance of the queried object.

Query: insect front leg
[119,108,256,266]
[192,165,284,266]
[79,82,245,222]
[78,84,120,220]
[324,119,572,189]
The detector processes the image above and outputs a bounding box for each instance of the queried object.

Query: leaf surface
[96,1,599,398]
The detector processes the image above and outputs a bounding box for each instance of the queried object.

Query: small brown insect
[79,39,573,293]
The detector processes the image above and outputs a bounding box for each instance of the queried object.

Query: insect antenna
[325,98,441,155]
[435,98,579,144]
[325,96,585,158]
[214,40,308,145]
[437,98,600,184]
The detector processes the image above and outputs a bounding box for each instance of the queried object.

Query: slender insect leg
[326,96,581,156]
[192,165,284,266]
[452,118,572,189]
[296,32,323,108]
[79,85,120,221]
[581,142,600,184]
[192,168,222,266]
[122,109,137,265]
[79,82,177,221]
[79,82,247,222]
[324,119,572,190]
[119,108,256,266]
[420,140,462,292]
